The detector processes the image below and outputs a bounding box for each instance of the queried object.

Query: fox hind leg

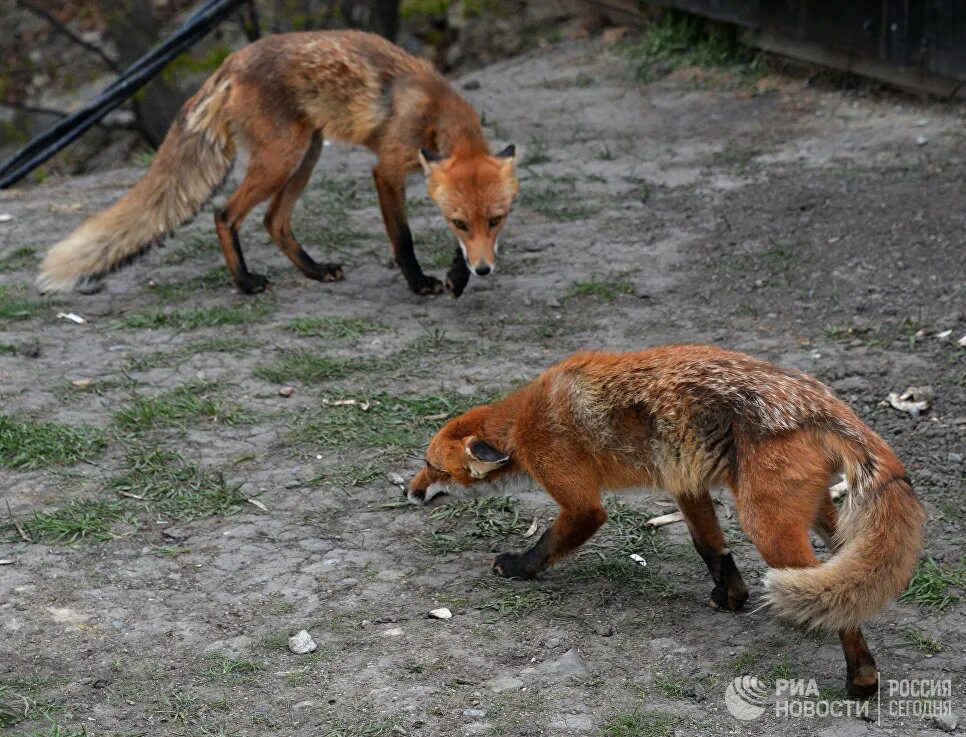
[733,449,879,699]
[263,131,343,283]
[677,491,748,612]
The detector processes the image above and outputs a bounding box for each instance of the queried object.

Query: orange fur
[409,345,925,695]
[39,31,518,296]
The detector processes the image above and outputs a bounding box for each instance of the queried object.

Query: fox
[37,31,518,298]
[407,345,925,698]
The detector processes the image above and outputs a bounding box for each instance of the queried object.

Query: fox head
[419,144,518,278]
[407,406,511,505]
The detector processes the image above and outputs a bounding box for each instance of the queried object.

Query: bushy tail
[37,72,235,292]
[766,432,925,631]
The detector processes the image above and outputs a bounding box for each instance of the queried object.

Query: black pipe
[0,0,247,189]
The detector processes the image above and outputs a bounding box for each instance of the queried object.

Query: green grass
[899,558,964,611]
[113,303,270,330]
[0,284,42,320]
[148,267,232,301]
[429,495,523,538]
[731,651,759,674]
[522,138,552,166]
[517,188,596,220]
[310,462,384,488]
[255,350,365,384]
[0,415,106,469]
[285,316,387,339]
[568,278,634,301]
[106,448,248,521]
[0,678,62,728]
[903,629,942,654]
[113,384,253,431]
[203,656,262,680]
[22,725,88,737]
[625,12,757,83]
[0,246,37,273]
[602,709,679,737]
[25,499,128,542]
[653,671,686,699]
[0,343,16,355]
[299,391,488,458]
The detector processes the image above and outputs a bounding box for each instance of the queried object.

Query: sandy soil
[1,38,964,737]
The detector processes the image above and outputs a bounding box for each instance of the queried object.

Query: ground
[1,37,964,737]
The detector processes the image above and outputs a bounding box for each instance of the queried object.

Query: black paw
[492,552,537,580]
[237,273,269,294]
[308,263,344,283]
[709,582,749,612]
[845,667,879,700]
[412,275,445,296]
[446,267,470,298]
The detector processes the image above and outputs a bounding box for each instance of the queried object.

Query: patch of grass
[0,246,37,273]
[0,284,42,320]
[23,725,88,737]
[310,462,383,488]
[732,651,758,674]
[522,138,552,166]
[323,718,400,737]
[0,415,106,469]
[653,671,686,699]
[203,657,262,680]
[114,384,253,431]
[153,690,201,725]
[416,531,474,555]
[300,391,488,458]
[568,278,634,301]
[285,316,387,340]
[602,709,679,737]
[625,11,757,83]
[25,499,127,543]
[903,629,941,654]
[114,303,270,330]
[106,448,248,521]
[0,678,62,728]
[260,633,290,651]
[766,657,791,683]
[517,187,596,220]
[476,582,560,618]
[0,343,16,355]
[899,558,964,611]
[569,555,646,585]
[255,350,364,384]
[148,267,232,301]
[429,495,522,538]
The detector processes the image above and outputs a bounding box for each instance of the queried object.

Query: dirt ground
[1,38,964,737]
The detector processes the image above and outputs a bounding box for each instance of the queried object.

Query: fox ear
[464,436,510,478]
[419,148,446,175]
[495,144,516,161]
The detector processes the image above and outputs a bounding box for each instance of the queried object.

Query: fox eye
[487,216,503,229]
[451,219,469,232]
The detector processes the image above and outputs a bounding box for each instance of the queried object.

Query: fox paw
[413,275,445,296]
[709,583,749,612]
[492,552,537,580]
[845,666,879,700]
[237,273,269,294]
[446,267,470,298]
[309,263,344,283]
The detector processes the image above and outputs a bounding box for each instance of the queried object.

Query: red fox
[37,31,518,297]
[408,345,925,697]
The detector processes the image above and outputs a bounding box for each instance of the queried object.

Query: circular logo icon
[725,675,770,721]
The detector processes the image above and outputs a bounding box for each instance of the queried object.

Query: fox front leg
[445,244,471,297]
[493,504,607,579]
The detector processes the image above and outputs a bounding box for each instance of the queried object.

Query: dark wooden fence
[594,0,966,96]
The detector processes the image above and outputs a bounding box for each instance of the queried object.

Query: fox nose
[474,264,492,276]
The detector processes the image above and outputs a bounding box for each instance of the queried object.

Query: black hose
[0,0,247,189]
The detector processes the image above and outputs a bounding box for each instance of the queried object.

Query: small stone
[71,379,93,389]
[486,675,524,693]
[463,709,487,718]
[161,527,188,541]
[540,647,590,681]
[931,711,958,732]
[428,607,452,620]
[278,386,295,398]
[916,134,929,146]
[294,700,316,709]
[949,453,962,463]
[383,627,404,637]
[288,630,317,654]
[388,472,405,486]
